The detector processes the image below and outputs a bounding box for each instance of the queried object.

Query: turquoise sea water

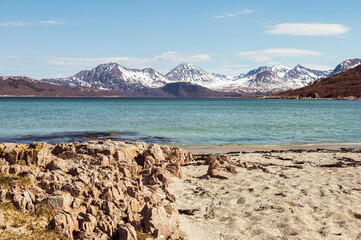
[0,97,360,146]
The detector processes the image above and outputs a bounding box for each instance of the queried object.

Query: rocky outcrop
[0,140,193,239]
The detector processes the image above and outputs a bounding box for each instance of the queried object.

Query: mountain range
[41,58,361,97]
[274,64,361,100]
[0,76,123,97]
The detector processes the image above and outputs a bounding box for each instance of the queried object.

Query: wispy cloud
[46,52,212,70]
[0,21,34,26]
[39,20,66,25]
[0,20,66,26]
[213,9,253,19]
[154,52,211,62]
[266,23,349,36]
[238,48,323,62]
[8,55,22,59]
[45,57,150,68]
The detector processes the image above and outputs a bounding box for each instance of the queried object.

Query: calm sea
[0,97,360,146]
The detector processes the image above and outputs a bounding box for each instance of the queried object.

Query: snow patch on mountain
[329,58,361,76]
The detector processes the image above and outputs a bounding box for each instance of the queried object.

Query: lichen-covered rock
[47,191,74,212]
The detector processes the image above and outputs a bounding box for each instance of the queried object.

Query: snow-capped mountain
[214,64,329,93]
[41,58,360,96]
[165,63,222,87]
[283,65,331,88]
[42,62,169,91]
[329,58,361,76]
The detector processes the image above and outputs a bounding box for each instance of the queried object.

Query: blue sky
[1,0,360,78]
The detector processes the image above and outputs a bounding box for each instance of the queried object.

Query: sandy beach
[169,147,361,240]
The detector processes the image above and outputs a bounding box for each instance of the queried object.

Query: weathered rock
[80,213,97,233]
[86,205,98,216]
[141,204,179,239]
[46,157,68,171]
[49,210,78,239]
[52,143,76,155]
[12,190,35,213]
[27,142,52,166]
[0,213,4,227]
[165,162,182,179]
[47,192,74,212]
[148,144,165,164]
[117,223,138,240]
[1,143,26,165]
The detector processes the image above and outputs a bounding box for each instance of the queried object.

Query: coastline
[183,142,361,153]
[0,140,360,239]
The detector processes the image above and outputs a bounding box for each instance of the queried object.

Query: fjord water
[0,97,360,146]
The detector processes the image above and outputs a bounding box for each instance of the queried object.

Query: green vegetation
[166,152,176,160]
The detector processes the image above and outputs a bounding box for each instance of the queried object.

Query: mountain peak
[329,58,361,76]
[166,63,219,87]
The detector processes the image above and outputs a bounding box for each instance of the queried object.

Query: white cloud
[238,48,323,62]
[0,21,34,26]
[213,13,237,19]
[154,52,211,62]
[39,20,66,25]
[0,20,66,26]
[240,9,253,14]
[213,9,253,19]
[266,23,349,36]
[45,57,150,68]
[8,55,21,59]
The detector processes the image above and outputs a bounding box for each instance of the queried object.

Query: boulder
[46,157,68,171]
[49,210,78,239]
[148,144,165,164]
[12,190,35,213]
[165,162,182,179]
[80,213,97,234]
[207,158,220,178]
[141,204,179,239]
[27,142,52,166]
[1,143,26,165]
[47,192,74,212]
[117,223,138,240]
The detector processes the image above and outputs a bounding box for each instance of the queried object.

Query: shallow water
[0,97,360,146]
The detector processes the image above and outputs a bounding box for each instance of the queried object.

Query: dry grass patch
[0,202,66,240]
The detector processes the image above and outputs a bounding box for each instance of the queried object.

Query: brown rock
[117,223,138,240]
[49,210,78,239]
[27,142,52,166]
[0,213,4,227]
[207,159,220,177]
[13,190,35,213]
[80,213,97,233]
[86,205,98,216]
[46,157,68,171]
[148,144,165,164]
[1,143,25,165]
[165,162,182,179]
[141,203,179,239]
[47,192,74,212]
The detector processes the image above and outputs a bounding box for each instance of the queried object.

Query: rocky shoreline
[259,95,361,100]
[1,141,360,239]
[0,140,238,240]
